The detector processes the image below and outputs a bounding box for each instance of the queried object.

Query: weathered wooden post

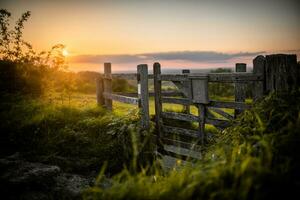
[154,63,163,149]
[96,76,104,106]
[104,63,112,110]
[234,63,246,117]
[253,56,266,101]
[189,74,209,144]
[265,54,298,93]
[182,69,191,114]
[137,64,150,130]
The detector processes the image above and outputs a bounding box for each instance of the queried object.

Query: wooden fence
[96,54,299,160]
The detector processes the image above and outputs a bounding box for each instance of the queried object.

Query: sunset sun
[62,49,69,56]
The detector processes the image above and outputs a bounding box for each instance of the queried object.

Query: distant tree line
[209,68,252,98]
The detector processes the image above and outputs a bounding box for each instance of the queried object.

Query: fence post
[137,64,150,130]
[198,104,206,145]
[265,54,298,93]
[253,56,266,101]
[234,63,246,117]
[96,76,104,106]
[154,63,163,139]
[104,63,112,110]
[182,69,191,114]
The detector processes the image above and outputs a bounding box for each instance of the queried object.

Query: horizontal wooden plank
[162,111,198,122]
[208,73,263,82]
[161,137,202,151]
[116,91,183,97]
[111,73,153,80]
[161,111,230,128]
[157,73,263,83]
[161,97,190,105]
[162,98,250,112]
[206,118,231,128]
[110,72,262,83]
[209,100,251,110]
[162,125,199,138]
[160,91,183,97]
[208,107,234,120]
[159,74,187,81]
[103,92,139,105]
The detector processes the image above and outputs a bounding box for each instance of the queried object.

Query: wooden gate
[96,54,298,162]
[153,59,265,161]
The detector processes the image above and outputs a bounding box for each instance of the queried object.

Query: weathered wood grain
[198,104,206,144]
[103,92,139,105]
[104,63,112,110]
[137,64,150,130]
[159,73,263,82]
[235,63,247,117]
[205,118,231,129]
[161,97,190,105]
[154,62,163,139]
[209,100,250,110]
[96,77,104,106]
[190,75,209,104]
[182,69,191,114]
[111,73,154,80]
[162,125,199,138]
[265,54,298,93]
[253,55,266,101]
[161,111,199,122]
[208,107,234,120]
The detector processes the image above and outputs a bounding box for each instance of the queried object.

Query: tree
[0,9,68,96]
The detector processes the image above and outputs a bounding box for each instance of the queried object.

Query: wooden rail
[111,73,154,80]
[158,73,263,82]
[103,92,139,105]
[161,97,250,110]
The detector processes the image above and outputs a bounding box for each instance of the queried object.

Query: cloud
[70,51,266,64]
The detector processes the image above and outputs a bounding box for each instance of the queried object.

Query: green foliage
[0,95,155,175]
[209,68,234,98]
[210,68,232,73]
[0,9,69,97]
[113,78,136,93]
[208,68,253,98]
[84,91,300,200]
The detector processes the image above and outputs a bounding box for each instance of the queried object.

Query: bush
[0,60,47,96]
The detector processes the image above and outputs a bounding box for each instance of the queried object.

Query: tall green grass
[83,91,300,200]
[0,94,155,175]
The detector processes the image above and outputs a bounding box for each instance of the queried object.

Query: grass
[83,91,300,200]
[0,94,155,175]
[3,90,297,199]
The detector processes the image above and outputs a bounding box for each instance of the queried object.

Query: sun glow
[62,49,69,56]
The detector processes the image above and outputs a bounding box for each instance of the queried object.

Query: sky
[1,0,300,72]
